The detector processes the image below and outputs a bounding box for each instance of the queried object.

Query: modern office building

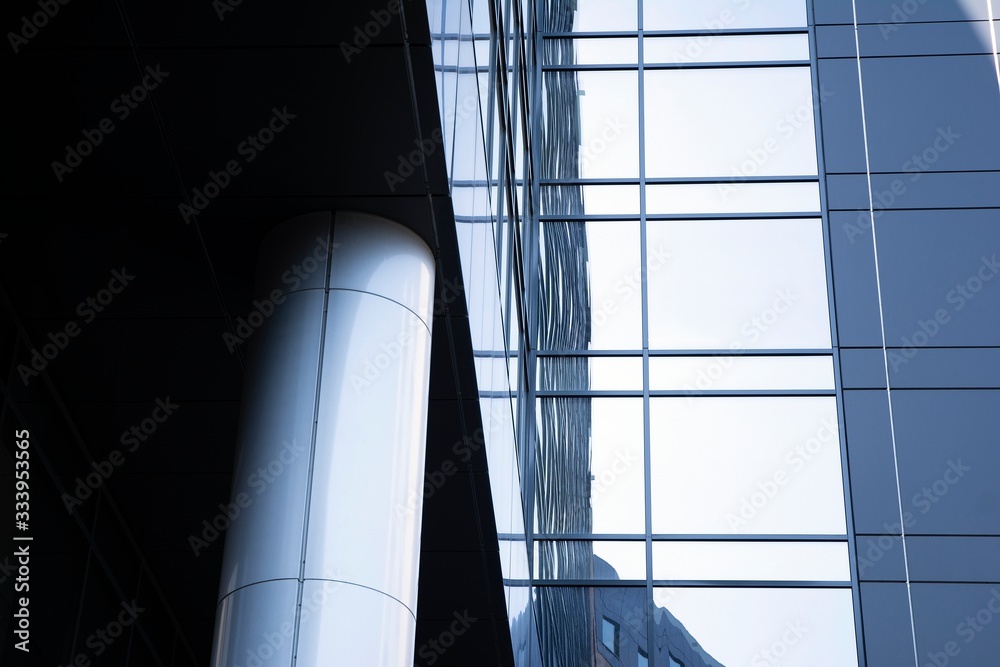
[1,0,999,666]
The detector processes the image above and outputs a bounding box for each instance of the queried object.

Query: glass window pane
[538,221,642,350]
[590,356,643,389]
[541,185,641,215]
[645,67,818,178]
[556,0,638,32]
[644,33,810,64]
[535,398,645,534]
[645,182,820,214]
[588,221,642,349]
[649,355,835,390]
[646,219,832,350]
[649,397,847,534]
[643,0,808,31]
[652,587,858,667]
[535,540,646,579]
[652,541,851,581]
[545,38,639,65]
[578,71,639,178]
[538,356,644,390]
[535,587,648,666]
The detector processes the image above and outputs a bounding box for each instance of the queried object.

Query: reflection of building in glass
[433,0,1000,665]
[9,0,998,664]
[591,557,725,667]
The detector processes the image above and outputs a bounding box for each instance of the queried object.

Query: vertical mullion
[806,1,867,665]
[637,1,656,664]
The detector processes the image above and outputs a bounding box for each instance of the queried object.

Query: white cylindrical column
[210,211,436,667]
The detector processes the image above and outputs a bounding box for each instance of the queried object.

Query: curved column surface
[210,211,436,667]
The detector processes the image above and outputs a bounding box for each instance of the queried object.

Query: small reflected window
[601,617,620,654]
[638,647,649,667]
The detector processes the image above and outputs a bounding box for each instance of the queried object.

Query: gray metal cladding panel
[858,56,1000,173]
[843,390,902,534]
[859,583,917,665]
[892,390,1000,535]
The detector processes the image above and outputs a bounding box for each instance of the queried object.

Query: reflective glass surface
[535,540,646,579]
[645,67,817,178]
[644,33,810,64]
[649,355,835,391]
[645,182,821,214]
[535,398,645,534]
[652,541,851,581]
[646,219,832,350]
[538,355,643,390]
[649,397,847,534]
[652,587,858,666]
[643,0,808,30]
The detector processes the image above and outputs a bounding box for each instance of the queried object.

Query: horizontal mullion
[537,349,833,356]
[541,27,808,38]
[540,176,818,185]
[535,389,836,397]
[430,32,493,41]
[543,60,809,70]
[540,212,821,221]
[532,579,851,588]
[532,534,848,541]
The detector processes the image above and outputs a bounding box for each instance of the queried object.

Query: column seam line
[326,286,434,334]
[850,4,920,666]
[288,213,335,666]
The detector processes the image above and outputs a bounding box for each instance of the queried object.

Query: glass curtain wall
[426,0,541,663]
[530,1,862,665]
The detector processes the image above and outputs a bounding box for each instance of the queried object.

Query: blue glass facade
[427,0,1000,665]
